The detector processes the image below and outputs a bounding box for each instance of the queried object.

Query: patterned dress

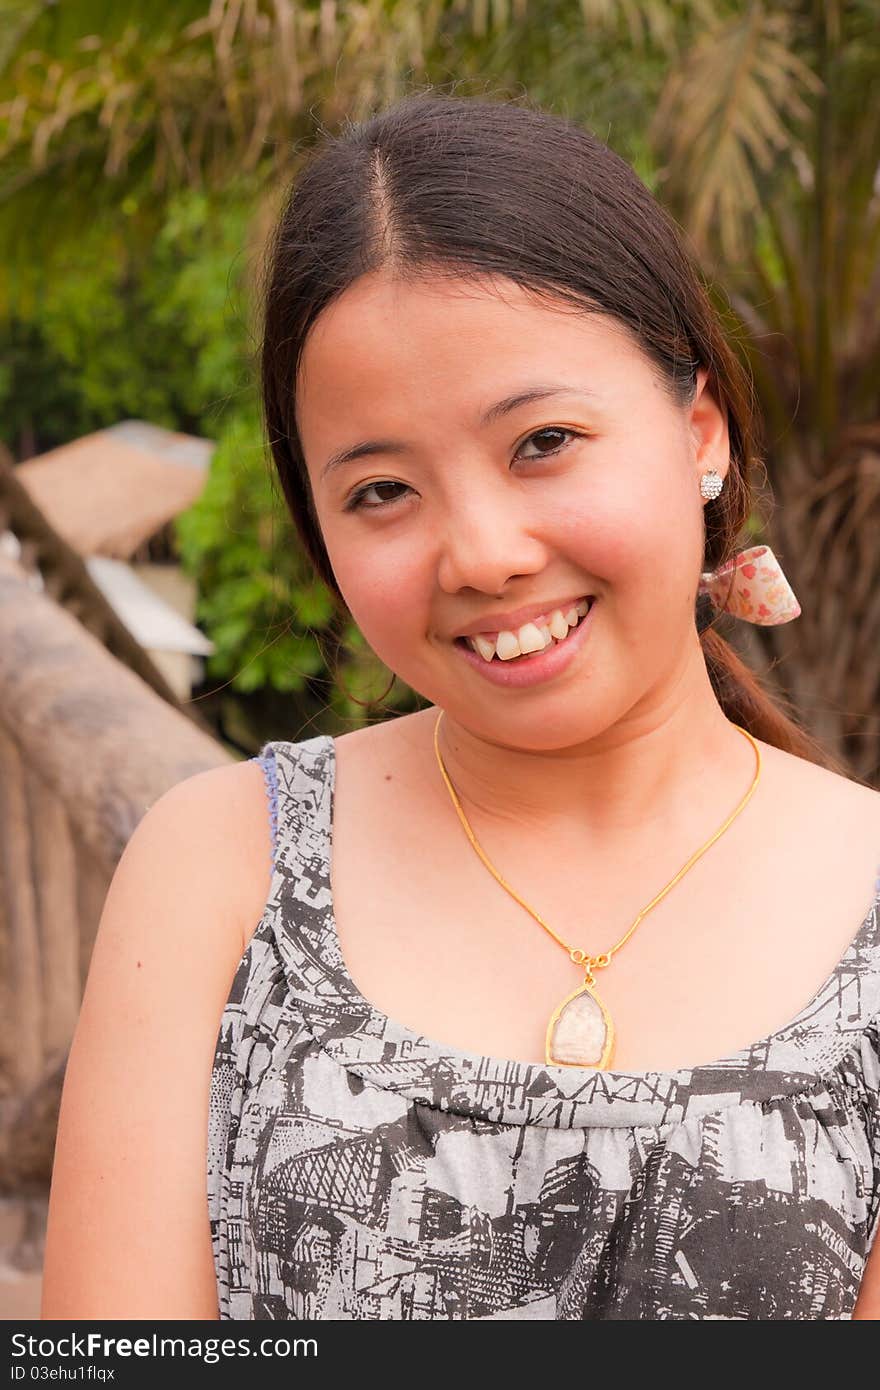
[207,734,880,1319]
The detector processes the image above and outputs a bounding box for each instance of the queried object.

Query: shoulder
[159,739,343,956]
[755,738,880,887]
[756,738,880,824]
[124,756,274,955]
[147,753,271,827]
[82,756,277,1047]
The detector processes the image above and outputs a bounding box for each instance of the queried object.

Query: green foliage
[0,180,258,452]
[174,398,336,695]
[148,185,257,421]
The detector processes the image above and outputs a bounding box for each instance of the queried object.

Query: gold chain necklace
[432,708,762,1070]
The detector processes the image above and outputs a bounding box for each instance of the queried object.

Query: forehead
[295,271,647,436]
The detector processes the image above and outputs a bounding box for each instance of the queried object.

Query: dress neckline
[266,733,880,1130]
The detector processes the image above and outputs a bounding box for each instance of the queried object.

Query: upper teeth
[466,598,591,661]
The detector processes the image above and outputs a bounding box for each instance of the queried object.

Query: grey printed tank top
[207,734,880,1320]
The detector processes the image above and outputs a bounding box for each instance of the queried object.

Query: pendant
[545,978,615,1069]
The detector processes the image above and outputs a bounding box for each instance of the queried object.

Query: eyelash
[343,427,584,512]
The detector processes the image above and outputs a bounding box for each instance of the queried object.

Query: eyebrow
[319,385,599,481]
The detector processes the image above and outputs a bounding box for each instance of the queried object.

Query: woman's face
[296,269,729,750]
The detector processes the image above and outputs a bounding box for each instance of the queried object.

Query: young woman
[42,93,880,1321]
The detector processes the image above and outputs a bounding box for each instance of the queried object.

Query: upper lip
[452,593,593,640]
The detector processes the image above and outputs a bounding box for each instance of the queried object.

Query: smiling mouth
[454,598,595,661]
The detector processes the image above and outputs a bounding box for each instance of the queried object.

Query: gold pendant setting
[545,971,614,1069]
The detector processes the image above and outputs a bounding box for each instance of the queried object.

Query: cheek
[562,472,702,617]
[325,531,428,651]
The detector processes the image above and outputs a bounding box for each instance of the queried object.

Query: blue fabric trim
[252,752,279,871]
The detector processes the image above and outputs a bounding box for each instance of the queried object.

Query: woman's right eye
[344,480,413,512]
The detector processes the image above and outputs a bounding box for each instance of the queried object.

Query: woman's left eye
[515,426,580,460]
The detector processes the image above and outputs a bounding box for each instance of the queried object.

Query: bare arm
[853,1236,880,1319]
[40,761,271,1320]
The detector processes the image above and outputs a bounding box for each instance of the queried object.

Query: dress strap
[246,734,354,1029]
[251,735,335,878]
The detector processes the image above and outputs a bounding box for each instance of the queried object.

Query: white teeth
[472,633,496,662]
[514,622,547,655]
[495,629,523,660]
[465,597,591,660]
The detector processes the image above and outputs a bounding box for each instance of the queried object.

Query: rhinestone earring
[700,469,724,500]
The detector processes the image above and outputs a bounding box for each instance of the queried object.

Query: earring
[700,469,724,500]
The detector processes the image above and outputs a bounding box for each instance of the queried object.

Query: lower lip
[452,600,597,688]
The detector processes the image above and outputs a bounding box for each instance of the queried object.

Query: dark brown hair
[260,89,839,769]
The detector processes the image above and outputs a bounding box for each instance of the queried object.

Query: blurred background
[0,0,877,1317]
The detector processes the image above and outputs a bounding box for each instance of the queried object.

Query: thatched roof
[15,420,214,559]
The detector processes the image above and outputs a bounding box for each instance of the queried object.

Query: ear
[689,367,730,496]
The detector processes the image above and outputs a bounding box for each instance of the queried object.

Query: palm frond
[651,3,822,262]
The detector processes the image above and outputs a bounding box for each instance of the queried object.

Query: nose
[435,489,548,596]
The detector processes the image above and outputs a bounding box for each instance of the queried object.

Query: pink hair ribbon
[698,545,801,625]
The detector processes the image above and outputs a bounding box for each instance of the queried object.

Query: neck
[431,666,757,852]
